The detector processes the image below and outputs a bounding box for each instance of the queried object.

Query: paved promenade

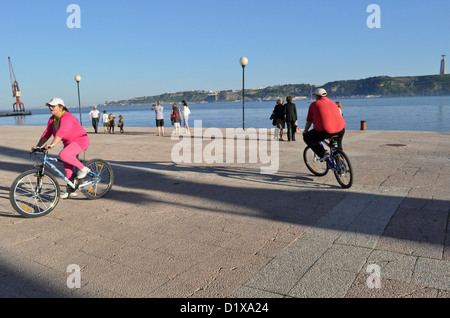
[0,125,448,298]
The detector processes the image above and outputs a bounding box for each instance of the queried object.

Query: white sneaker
[77,167,91,179]
[61,192,77,199]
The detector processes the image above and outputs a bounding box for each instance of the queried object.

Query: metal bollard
[360,120,367,130]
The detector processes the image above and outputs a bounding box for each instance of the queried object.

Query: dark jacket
[285,102,297,122]
[273,104,285,119]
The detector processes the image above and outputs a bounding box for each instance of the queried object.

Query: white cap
[46,97,65,107]
[314,88,327,97]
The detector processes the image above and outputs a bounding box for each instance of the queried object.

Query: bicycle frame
[319,140,339,171]
[36,151,99,190]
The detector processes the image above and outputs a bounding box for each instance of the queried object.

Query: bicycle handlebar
[31,147,48,154]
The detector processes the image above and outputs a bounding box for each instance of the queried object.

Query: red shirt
[306,97,346,133]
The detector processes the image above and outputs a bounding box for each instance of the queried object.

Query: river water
[1,96,449,132]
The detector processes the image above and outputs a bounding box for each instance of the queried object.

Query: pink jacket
[42,111,88,146]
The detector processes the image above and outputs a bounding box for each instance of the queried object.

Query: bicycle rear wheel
[80,159,114,199]
[303,146,329,176]
[333,151,353,188]
[9,170,60,217]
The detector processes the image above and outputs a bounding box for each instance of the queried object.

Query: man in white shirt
[89,106,100,133]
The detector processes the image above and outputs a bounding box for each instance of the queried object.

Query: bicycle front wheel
[9,170,60,218]
[80,159,114,199]
[333,151,353,188]
[303,146,329,176]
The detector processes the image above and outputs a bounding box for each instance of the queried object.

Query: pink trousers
[59,136,90,181]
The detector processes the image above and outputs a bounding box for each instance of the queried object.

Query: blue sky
[0,0,449,109]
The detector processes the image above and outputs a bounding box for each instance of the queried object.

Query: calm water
[1,96,450,132]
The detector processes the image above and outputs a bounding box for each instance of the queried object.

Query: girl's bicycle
[9,147,114,218]
[303,136,353,188]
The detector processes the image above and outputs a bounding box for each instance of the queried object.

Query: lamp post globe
[240,57,248,68]
[74,75,82,125]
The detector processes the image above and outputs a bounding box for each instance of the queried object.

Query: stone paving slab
[0,125,448,299]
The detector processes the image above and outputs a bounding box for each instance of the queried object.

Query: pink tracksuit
[42,111,90,180]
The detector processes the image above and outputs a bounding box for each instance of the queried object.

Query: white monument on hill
[440,55,446,75]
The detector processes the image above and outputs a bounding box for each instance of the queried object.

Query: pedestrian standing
[181,100,191,133]
[89,106,100,133]
[170,103,182,135]
[152,101,164,136]
[284,96,298,141]
[118,115,124,133]
[101,110,109,133]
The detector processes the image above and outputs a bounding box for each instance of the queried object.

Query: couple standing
[272,96,298,141]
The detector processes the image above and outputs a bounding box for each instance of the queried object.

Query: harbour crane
[8,56,25,112]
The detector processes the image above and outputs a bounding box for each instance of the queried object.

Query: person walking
[89,106,100,133]
[273,98,285,140]
[118,115,124,133]
[181,100,191,133]
[284,96,298,141]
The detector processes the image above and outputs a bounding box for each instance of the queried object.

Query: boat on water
[0,111,32,117]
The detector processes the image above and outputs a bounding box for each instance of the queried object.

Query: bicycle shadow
[0,186,21,218]
[1,145,448,256]
[102,158,449,253]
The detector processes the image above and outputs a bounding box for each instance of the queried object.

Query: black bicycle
[9,148,114,218]
[303,136,353,188]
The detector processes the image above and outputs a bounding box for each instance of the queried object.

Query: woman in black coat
[273,98,286,140]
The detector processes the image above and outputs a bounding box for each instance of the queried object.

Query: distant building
[440,55,446,75]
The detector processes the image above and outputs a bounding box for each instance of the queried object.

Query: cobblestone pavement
[0,126,448,298]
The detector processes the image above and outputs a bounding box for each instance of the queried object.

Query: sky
[0,0,449,109]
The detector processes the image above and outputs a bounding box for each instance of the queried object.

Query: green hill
[103,74,450,106]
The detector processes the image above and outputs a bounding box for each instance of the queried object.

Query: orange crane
[8,56,25,112]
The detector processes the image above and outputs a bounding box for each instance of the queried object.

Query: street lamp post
[74,75,82,126]
[239,57,248,130]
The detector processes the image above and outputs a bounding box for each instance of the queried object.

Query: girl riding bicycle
[33,98,91,199]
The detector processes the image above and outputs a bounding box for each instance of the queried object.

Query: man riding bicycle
[302,88,346,161]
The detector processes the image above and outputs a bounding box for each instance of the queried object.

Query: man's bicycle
[303,136,353,188]
[9,148,114,218]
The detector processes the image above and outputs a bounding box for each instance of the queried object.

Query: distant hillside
[103,74,450,106]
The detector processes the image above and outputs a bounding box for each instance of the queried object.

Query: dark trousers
[92,117,99,133]
[286,121,296,141]
[303,128,345,157]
